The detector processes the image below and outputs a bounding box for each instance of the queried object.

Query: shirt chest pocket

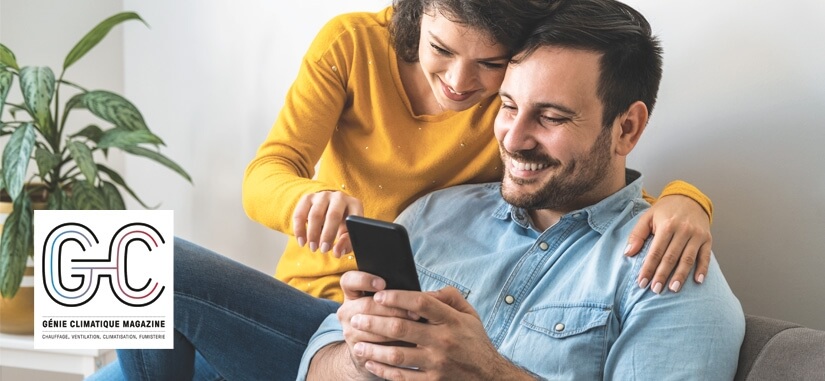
[507,304,612,379]
[416,266,472,298]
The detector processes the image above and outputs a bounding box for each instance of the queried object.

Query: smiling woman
[242,0,566,303]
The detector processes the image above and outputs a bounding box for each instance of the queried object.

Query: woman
[243,0,712,302]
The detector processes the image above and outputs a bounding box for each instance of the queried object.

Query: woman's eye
[430,43,450,56]
[480,61,506,70]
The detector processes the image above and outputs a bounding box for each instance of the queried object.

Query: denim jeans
[86,238,340,381]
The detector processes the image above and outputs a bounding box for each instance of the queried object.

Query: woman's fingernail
[297,237,306,247]
[697,274,705,284]
[309,242,318,252]
[639,278,650,289]
[624,243,632,255]
[670,280,682,293]
[320,242,331,253]
[652,282,664,294]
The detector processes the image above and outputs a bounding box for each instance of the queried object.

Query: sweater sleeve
[646,180,714,224]
[242,15,352,234]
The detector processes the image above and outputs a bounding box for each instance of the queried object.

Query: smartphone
[345,215,421,292]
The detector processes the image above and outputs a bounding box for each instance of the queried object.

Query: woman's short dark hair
[390,0,558,63]
[515,0,664,128]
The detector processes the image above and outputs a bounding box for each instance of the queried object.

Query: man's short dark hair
[390,0,559,63]
[515,0,664,128]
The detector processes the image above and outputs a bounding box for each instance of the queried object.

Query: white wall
[626,1,825,330]
[2,0,823,343]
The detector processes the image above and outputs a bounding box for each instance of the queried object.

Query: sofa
[735,314,825,380]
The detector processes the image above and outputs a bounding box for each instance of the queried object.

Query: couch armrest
[735,314,825,380]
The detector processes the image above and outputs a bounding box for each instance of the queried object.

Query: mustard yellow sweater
[242,7,713,302]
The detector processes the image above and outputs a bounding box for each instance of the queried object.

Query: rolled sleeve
[296,313,346,380]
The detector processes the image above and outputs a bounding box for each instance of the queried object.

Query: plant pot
[0,265,34,335]
[0,191,46,335]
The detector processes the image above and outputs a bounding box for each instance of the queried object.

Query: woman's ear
[615,101,648,156]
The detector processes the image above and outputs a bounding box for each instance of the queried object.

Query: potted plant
[0,12,191,304]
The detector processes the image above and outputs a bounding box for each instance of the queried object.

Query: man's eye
[541,116,567,125]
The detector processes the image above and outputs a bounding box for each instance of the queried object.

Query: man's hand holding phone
[337,274,527,380]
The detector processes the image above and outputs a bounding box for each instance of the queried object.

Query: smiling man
[303,0,745,379]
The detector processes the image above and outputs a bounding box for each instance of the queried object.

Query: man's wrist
[308,342,373,381]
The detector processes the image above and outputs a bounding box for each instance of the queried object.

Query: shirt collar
[492,169,645,233]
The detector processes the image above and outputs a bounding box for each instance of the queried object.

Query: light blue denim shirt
[298,172,745,380]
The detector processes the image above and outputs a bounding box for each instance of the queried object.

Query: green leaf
[82,90,148,131]
[60,92,86,130]
[1,123,36,201]
[66,140,97,185]
[34,147,61,178]
[47,188,75,210]
[19,66,55,137]
[97,164,154,209]
[0,175,5,193]
[64,12,147,70]
[122,145,192,183]
[98,127,164,149]
[71,124,104,143]
[69,180,106,210]
[0,69,13,117]
[0,195,33,298]
[100,181,125,209]
[0,43,19,70]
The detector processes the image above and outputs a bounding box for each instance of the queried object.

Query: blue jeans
[86,238,340,380]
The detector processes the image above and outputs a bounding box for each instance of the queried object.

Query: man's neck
[528,210,564,232]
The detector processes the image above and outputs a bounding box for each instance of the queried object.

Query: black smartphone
[345,215,421,292]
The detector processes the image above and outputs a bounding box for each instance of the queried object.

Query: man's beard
[500,127,613,211]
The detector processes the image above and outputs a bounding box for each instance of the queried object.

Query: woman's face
[417,10,510,112]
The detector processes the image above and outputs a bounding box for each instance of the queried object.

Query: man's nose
[501,114,537,152]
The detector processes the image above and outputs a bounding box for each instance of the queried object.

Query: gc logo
[42,222,166,307]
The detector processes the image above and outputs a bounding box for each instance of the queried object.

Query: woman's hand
[292,191,364,257]
[625,194,712,293]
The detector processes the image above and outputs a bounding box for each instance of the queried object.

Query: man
[301,0,744,379]
[111,0,743,380]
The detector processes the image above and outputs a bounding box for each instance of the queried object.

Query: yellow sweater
[242,7,713,302]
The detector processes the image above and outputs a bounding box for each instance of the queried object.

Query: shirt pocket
[510,303,612,379]
[416,266,471,298]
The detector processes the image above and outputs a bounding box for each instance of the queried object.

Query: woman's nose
[445,61,477,93]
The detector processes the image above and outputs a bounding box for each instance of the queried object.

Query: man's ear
[615,101,648,156]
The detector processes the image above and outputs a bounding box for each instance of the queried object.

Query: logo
[34,210,173,349]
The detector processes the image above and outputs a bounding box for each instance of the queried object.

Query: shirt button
[538,242,549,250]
[504,295,515,304]
[554,323,565,332]
[572,212,582,218]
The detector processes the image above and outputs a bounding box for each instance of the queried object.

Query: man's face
[417,10,509,112]
[494,46,617,212]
